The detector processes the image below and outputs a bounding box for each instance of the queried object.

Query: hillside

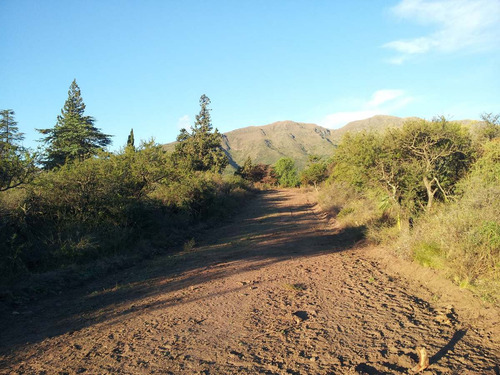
[222,121,337,170]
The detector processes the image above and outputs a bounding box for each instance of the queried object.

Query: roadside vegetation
[317,114,500,302]
[0,82,250,286]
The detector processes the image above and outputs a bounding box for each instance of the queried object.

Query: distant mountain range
[165,115,480,172]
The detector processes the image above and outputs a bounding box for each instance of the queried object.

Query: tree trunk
[423,176,435,211]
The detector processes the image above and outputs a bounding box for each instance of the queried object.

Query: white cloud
[384,0,500,63]
[320,89,413,129]
[322,110,380,129]
[367,89,406,107]
[177,115,191,130]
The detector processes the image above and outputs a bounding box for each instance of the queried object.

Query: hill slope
[222,121,337,170]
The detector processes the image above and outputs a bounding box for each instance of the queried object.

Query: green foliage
[0,109,24,149]
[38,80,112,168]
[393,137,500,301]
[318,180,384,230]
[127,128,135,150]
[173,95,228,173]
[413,242,444,269]
[322,117,499,301]
[300,155,327,189]
[393,117,474,211]
[331,118,473,213]
[330,131,382,190]
[479,112,500,141]
[465,138,500,184]
[273,157,299,187]
[0,139,248,282]
[0,109,37,191]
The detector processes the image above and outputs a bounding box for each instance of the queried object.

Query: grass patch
[413,242,445,269]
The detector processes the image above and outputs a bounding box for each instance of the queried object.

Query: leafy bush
[322,118,499,302]
[398,139,500,301]
[300,155,327,190]
[274,157,299,187]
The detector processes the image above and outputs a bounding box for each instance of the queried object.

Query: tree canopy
[38,80,112,169]
[300,155,327,190]
[331,118,474,213]
[0,109,37,191]
[274,157,299,187]
[173,95,228,173]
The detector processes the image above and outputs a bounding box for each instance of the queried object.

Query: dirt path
[0,189,499,374]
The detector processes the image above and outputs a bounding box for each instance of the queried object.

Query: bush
[0,142,250,282]
[274,157,299,187]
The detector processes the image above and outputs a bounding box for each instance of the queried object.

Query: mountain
[164,115,482,172]
[221,121,337,171]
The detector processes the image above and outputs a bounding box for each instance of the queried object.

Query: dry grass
[397,183,500,303]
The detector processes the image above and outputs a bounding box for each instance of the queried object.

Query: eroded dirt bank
[0,189,499,374]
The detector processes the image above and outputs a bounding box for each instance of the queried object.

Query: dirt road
[0,189,499,374]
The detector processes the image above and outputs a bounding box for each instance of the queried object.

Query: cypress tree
[127,128,135,150]
[38,80,112,168]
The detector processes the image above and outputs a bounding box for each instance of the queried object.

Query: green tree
[38,80,112,168]
[0,109,24,153]
[274,157,299,187]
[235,156,253,179]
[480,112,500,141]
[300,155,327,190]
[127,128,135,150]
[0,110,37,191]
[173,95,228,173]
[393,118,473,211]
[331,131,382,190]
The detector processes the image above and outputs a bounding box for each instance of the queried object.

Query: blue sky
[1,0,499,150]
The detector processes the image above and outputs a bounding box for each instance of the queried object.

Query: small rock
[292,311,309,323]
[229,350,244,359]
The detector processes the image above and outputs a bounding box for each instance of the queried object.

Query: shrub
[398,139,500,301]
[274,157,299,187]
[0,142,250,282]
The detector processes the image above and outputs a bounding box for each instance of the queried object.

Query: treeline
[318,115,499,302]
[0,82,248,283]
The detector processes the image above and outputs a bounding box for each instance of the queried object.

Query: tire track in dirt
[0,189,498,374]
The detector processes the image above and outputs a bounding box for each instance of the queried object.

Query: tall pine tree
[126,128,135,151]
[38,80,111,168]
[0,109,24,154]
[0,109,37,191]
[173,94,228,173]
